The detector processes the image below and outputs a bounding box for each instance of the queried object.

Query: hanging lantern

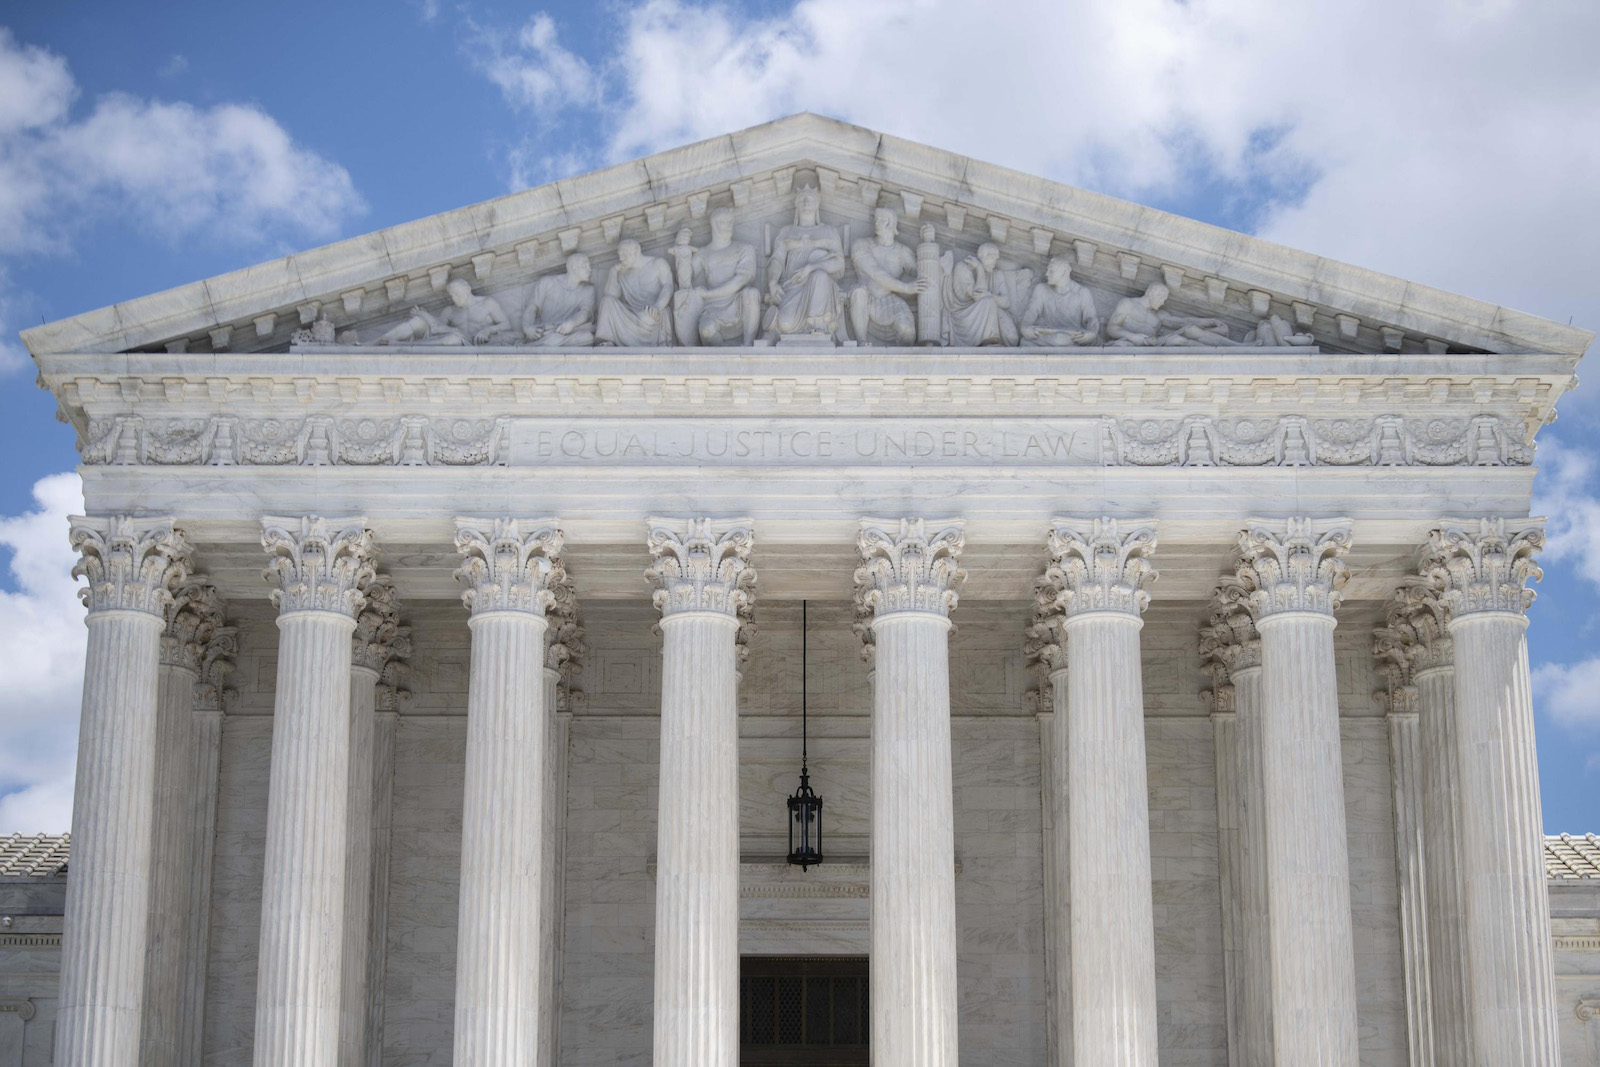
[787,600,824,870]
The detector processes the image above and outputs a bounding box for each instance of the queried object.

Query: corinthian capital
[453,517,564,616]
[194,626,239,713]
[855,517,965,618]
[160,579,227,673]
[1377,576,1453,679]
[645,517,755,618]
[1043,517,1158,617]
[70,515,192,617]
[261,516,376,618]
[1234,517,1352,619]
[352,576,405,673]
[1424,516,1543,618]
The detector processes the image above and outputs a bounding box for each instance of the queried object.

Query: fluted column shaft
[1064,611,1158,1063]
[455,610,549,1060]
[653,611,742,1067]
[57,517,189,1067]
[871,612,960,1067]
[255,609,357,1065]
[141,657,199,1067]
[1040,697,1069,1067]
[1231,663,1272,1064]
[1255,611,1359,1062]
[1450,612,1559,1062]
[254,516,374,1067]
[538,666,572,1067]
[1387,710,1435,1066]
[451,517,563,1066]
[179,705,225,1065]
[364,708,398,1067]
[1416,663,1471,1062]
[338,664,379,1067]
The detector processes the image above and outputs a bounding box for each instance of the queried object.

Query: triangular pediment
[20,113,1592,359]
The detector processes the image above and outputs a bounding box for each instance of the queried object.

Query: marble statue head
[1046,256,1074,289]
[709,207,736,244]
[446,278,473,306]
[617,239,642,267]
[873,207,898,243]
[977,243,1000,270]
[793,183,821,226]
[1145,282,1170,309]
[567,253,593,284]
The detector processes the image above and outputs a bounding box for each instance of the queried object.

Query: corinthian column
[1426,517,1559,1064]
[143,580,225,1067]
[646,517,755,1067]
[855,517,964,1067]
[255,517,376,1067]
[365,652,409,1067]
[1200,594,1271,1065]
[1234,517,1359,1065]
[1382,576,1473,1062]
[1023,602,1068,1067]
[1038,518,1159,1065]
[56,516,191,1067]
[539,582,582,1067]
[451,518,563,1066]
[341,578,404,1067]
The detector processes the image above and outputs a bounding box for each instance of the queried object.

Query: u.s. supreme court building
[10,114,1600,1066]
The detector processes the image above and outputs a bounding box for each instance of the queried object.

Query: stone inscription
[508,418,1102,467]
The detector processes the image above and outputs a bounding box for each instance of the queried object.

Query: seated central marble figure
[849,207,927,345]
[522,253,597,346]
[672,208,762,346]
[763,182,847,342]
[596,239,674,346]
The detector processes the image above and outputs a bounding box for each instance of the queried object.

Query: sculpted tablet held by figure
[763,182,847,342]
[849,207,928,345]
[596,239,675,346]
[1021,256,1102,346]
[522,253,597,347]
[672,209,762,346]
[377,278,518,346]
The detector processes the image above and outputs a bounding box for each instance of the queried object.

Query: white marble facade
[16,114,1599,1065]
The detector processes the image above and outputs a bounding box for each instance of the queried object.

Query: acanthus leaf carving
[453,517,564,617]
[1041,517,1158,618]
[645,517,756,619]
[854,517,965,619]
[1423,516,1543,618]
[160,579,226,674]
[194,624,239,713]
[352,575,406,674]
[261,516,376,618]
[1234,517,1352,619]
[70,515,193,617]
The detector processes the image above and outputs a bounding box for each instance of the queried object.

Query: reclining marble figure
[1106,282,1237,347]
[376,278,518,346]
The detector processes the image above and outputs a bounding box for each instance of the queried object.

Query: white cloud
[1533,437,1600,589]
[157,54,188,79]
[470,13,598,114]
[1533,658,1600,730]
[0,28,365,366]
[0,473,86,834]
[478,0,1600,334]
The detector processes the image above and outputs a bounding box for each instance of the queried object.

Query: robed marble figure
[672,208,762,346]
[1020,256,1102,346]
[597,239,674,346]
[943,242,1020,347]
[522,253,597,346]
[763,182,847,342]
[849,207,928,345]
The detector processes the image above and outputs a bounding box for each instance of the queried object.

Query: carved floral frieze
[81,411,1533,469]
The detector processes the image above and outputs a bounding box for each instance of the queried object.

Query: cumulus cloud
[0,473,85,834]
[1533,658,1600,731]
[469,13,598,114]
[477,0,1600,333]
[1533,436,1600,589]
[0,27,365,368]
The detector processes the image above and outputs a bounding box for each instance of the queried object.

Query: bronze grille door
[740,956,869,1066]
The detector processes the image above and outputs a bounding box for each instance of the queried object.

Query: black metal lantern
[787,600,824,870]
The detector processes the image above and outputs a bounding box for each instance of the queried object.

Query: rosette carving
[1234,517,1352,618]
[453,517,564,616]
[261,516,376,618]
[1041,517,1158,617]
[854,517,965,618]
[645,517,755,618]
[70,515,193,617]
[1423,516,1543,618]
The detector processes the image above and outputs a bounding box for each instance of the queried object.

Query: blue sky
[1,0,1597,832]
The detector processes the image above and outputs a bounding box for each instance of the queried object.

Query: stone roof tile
[0,832,71,878]
[1546,833,1600,879]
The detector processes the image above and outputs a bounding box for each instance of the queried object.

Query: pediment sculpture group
[321,181,1313,350]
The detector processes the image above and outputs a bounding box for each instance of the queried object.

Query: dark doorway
[740,956,869,1066]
